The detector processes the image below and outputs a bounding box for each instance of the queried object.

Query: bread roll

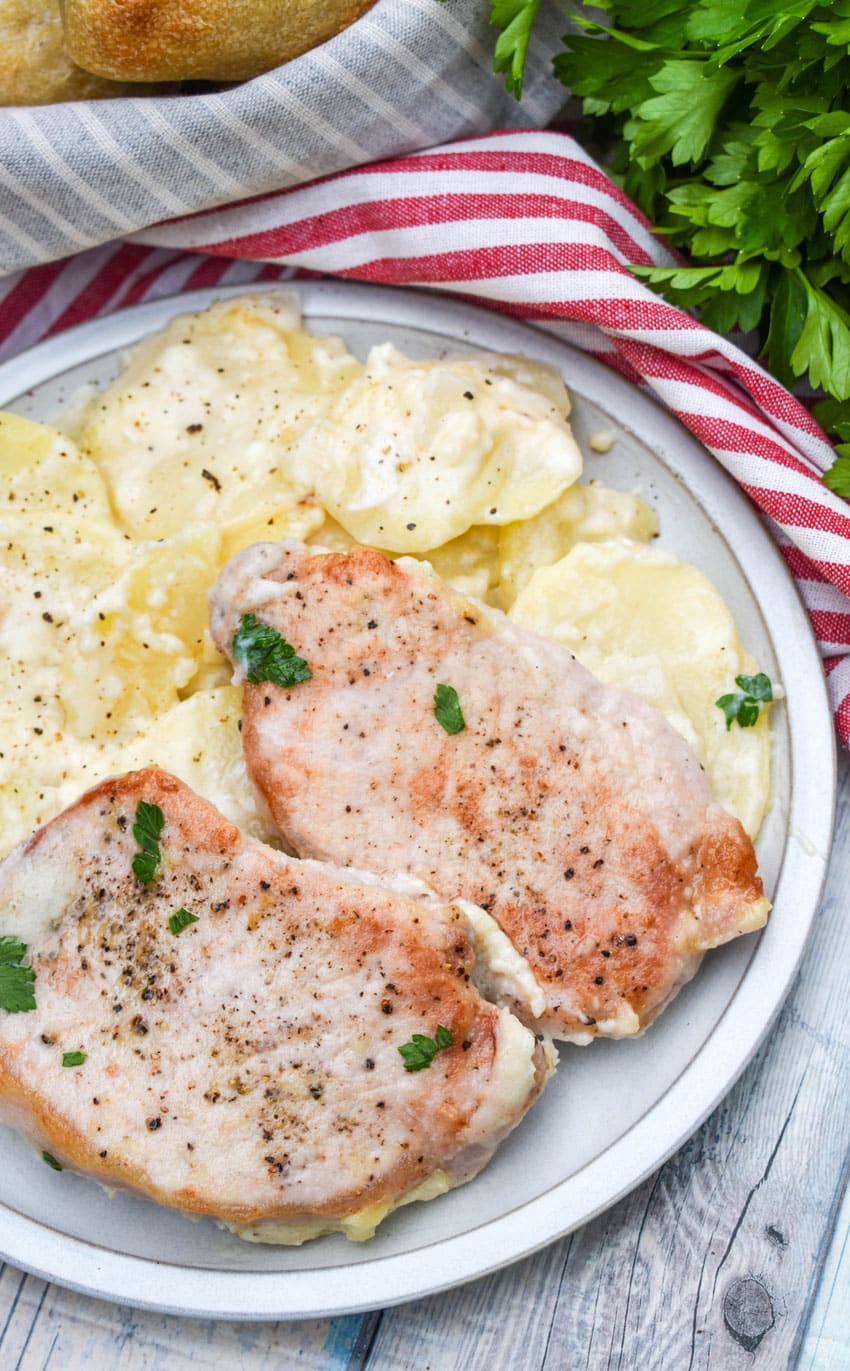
[61,0,379,83]
[1,0,169,103]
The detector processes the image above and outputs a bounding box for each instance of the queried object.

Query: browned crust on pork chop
[210,542,769,1041]
[0,768,545,1234]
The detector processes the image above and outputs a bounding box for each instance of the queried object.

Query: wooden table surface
[0,754,846,1371]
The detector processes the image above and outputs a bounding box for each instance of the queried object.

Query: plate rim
[0,279,836,1320]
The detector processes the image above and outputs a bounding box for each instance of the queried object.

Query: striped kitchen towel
[0,0,570,278]
[1,128,848,745]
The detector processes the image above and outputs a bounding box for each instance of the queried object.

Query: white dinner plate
[0,280,836,1320]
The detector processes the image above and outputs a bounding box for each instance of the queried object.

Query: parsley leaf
[0,936,27,965]
[0,963,35,1013]
[716,672,774,730]
[491,0,540,99]
[434,683,465,735]
[398,1025,454,1072]
[132,801,164,884]
[232,613,312,688]
[0,936,35,1013]
[765,271,809,389]
[632,61,740,168]
[791,272,850,399]
[62,1051,86,1068]
[42,1151,63,1171]
[168,907,199,936]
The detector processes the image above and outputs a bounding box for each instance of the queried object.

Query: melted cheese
[226,1170,453,1246]
[458,898,548,1020]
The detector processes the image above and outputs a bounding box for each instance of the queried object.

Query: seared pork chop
[0,768,548,1243]
[210,541,769,1042]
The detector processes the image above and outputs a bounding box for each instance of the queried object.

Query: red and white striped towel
[2,128,848,745]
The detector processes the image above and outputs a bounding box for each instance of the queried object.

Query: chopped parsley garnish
[434,684,465,735]
[232,613,312,688]
[0,936,36,1014]
[716,673,774,731]
[398,1025,453,1072]
[62,1051,86,1068]
[168,907,199,936]
[42,1151,62,1171]
[132,801,165,884]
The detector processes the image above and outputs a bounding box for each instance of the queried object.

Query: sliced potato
[78,524,224,721]
[104,687,275,842]
[498,480,658,609]
[302,343,582,552]
[0,411,116,523]
[415,525,501,604]
[79,293,361,541]
[510,538,771,837]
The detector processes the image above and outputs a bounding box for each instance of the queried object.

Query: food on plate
[0,287,773,871]
[209,540,769,1042]
[0,767,549,1242]
[2,291,772,871]
[0,0,172,104]
[0,289,771,856]
[0,288,776,1239]
[62,0,379,83]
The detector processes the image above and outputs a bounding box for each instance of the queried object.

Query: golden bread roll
[61,0,379,83]
[0,0,170,104]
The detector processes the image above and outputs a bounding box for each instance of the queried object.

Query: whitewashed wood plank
[358,1242,568,1371]
[0,1266,360,1371]
[366,755,850,1371]
[0,1266,50,1368]
[797,1175,850,1371]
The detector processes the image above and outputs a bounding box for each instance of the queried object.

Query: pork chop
[0,767,548,1243]
[210,541,769,1041]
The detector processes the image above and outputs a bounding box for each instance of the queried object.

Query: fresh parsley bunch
[548,0,850,495]
[482,0,850,494]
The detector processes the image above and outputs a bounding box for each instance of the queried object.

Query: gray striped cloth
[0,0,571,277]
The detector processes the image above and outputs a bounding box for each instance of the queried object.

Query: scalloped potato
[509,539,771,837]
[299,343,583,553]
[0,291,772,863]
[497,480,659,609]
[78,294,352,542]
